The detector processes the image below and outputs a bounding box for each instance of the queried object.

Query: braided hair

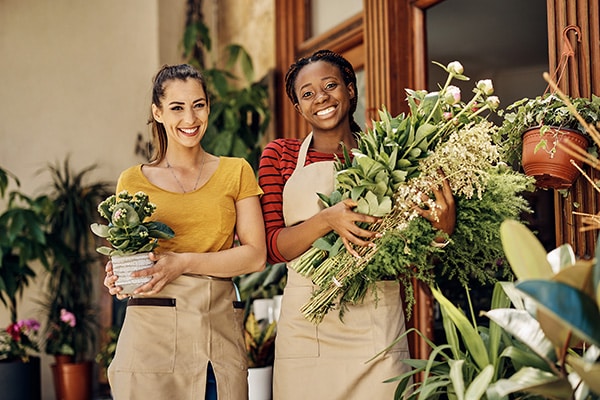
[148,64,209,164]
[284,49,361,133]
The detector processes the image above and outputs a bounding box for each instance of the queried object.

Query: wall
[0,0,184,398]
[0,0,275,398]
[207,0,275,83]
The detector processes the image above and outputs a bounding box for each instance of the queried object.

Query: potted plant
[90,190,175,294]
[244,310,276,400]
[0,318,42,400]
[497,92,600,189]
[0,166,52,400]
[39,158,112,400]
[182,15,271,171]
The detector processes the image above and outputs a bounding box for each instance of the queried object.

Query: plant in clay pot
[90,190,175,294]
[496,91,600,188]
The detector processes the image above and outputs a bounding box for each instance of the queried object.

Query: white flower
[477,79,494,95]
[447,61,464,76]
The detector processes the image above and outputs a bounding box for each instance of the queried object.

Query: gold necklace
[166,152,205,193]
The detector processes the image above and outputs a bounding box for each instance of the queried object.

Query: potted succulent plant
[497,93,600,189]
[90,190,175,294]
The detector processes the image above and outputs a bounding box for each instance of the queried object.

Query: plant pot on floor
[0,357,41,400]
[248,365,273,400]
[51,360,93,400]
[521,127,589,189]
[111,252,154,294]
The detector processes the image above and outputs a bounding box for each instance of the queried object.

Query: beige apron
[108,274,248,400]
[274,133,411,400]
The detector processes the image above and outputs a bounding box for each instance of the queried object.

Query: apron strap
[293,132,313,173]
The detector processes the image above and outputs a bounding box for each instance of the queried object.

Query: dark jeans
[206,362,217,400]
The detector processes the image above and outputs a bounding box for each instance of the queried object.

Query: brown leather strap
[127,297,176,307]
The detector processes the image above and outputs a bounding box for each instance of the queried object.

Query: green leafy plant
[496,93,600,166]
[182,16,271,171]
[244,311,276,368]
[95,325,120,380]
[291,61,533,324]
[388,221,600,399]
[90,190,175,257]
[41,158,112,362]
[234,262,286,302]
[0,166,53,325]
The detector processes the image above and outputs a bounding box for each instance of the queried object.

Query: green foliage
[91,190,175,256]
[0,166,53,324]
[234,262,286,302]
[95,325,120,378]
[438,167,535,286]
[244,312,276,368]
[182,20,271,171]
[390,220,600,399]
[41,158,112,362]
[496,93,600,166]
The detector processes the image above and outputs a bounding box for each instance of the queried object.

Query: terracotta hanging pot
[521,127,589,189]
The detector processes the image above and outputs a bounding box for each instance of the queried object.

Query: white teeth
[316,107,335,116]
[180,127,197,134]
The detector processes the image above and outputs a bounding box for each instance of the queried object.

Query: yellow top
[116,157,262,254]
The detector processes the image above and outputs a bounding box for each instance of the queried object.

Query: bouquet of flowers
[291,61,534,324]
[91,190,175,256]
[0,318,40,362]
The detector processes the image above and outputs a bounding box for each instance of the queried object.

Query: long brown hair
[148,64,209,164]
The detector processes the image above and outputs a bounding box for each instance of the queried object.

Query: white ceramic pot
[248,365,273,400]
[110,252,154,294]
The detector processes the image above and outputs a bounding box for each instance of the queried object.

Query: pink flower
[6,323,21,341]
[60,309,76,327]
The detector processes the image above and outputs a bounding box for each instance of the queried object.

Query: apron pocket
[111,305,177,373]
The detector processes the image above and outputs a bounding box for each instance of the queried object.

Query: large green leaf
[486,367,572,399]
[516,280,600,348]
[483,309,556,361]
[449,359,466,400]
[500,220,553,280]
[465,365,494,400]
[432,287,490,370]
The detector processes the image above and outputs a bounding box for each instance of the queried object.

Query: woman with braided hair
[258,50,456,398]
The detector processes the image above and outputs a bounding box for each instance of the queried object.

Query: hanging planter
[521,127,589,189]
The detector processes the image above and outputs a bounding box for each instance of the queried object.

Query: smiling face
[151,78,210,149]
[293,60,355,134]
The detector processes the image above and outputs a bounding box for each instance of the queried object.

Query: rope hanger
[546,24,582,97]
